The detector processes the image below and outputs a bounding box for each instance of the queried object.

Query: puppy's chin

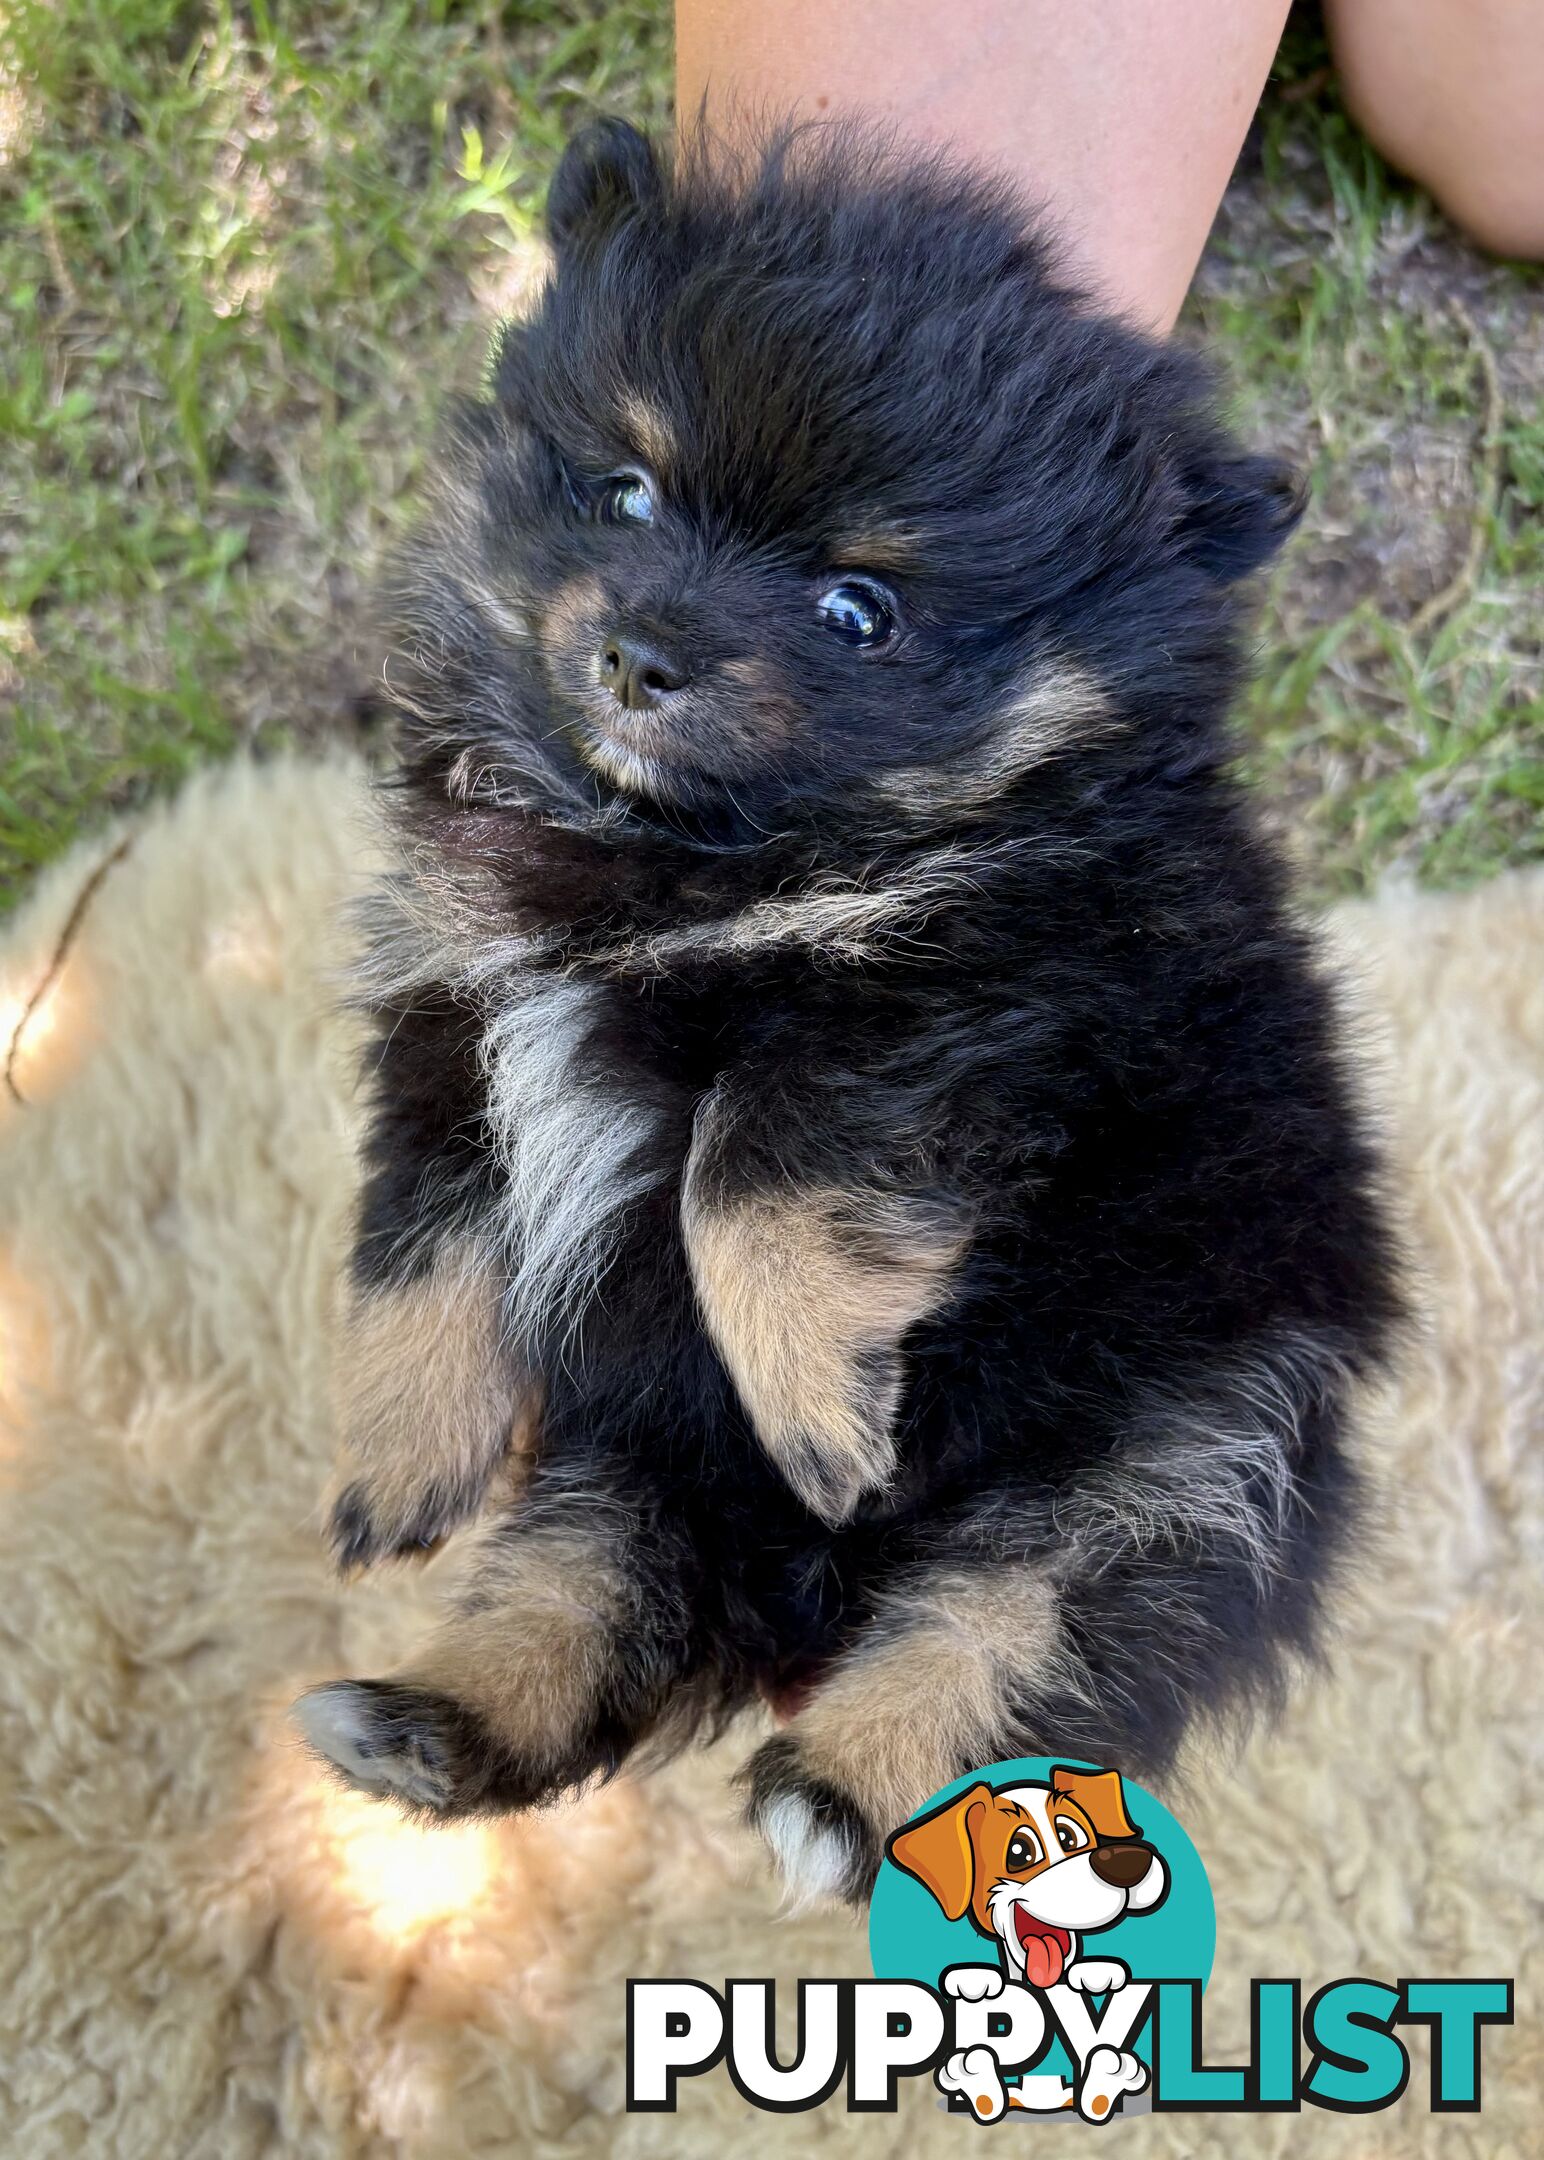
[572,714,686,806]
[565,691,739,816]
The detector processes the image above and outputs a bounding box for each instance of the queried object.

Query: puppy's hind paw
[741,1734,878,1909]
[291,1677,517,1819]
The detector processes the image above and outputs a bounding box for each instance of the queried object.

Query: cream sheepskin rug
[0,757,1538,2157]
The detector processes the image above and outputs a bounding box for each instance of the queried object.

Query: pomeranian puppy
[293,120,1398,1903]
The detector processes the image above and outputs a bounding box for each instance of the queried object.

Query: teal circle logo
[869,1758,1213,2101]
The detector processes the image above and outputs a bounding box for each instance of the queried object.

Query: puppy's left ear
[886,1785,991,1925]
[548,117,661,252]
[1177,452,1304,584]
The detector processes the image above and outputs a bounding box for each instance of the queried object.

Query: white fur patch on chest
[481,978,664,1359]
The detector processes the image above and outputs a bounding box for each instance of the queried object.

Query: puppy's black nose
[1089,1843,1152,1890]
[599,632,690,711]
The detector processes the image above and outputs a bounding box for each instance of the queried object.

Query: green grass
[1194,28,1544,891]
[1,2,1540,907]
[0,0,671,905]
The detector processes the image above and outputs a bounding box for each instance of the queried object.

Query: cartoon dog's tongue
[1013,1910,1072,1989]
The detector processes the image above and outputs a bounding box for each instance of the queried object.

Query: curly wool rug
[0,757,1538,2158]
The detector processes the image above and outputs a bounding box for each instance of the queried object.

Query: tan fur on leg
[791,1563,1078,1839]
[328,1235,533,1564]
[683,1109,967,1522]
[406,1523,634,1766]
[293,1510,668,1815]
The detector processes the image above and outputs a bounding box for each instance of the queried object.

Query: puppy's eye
[1006,1830,1042,1872]
[566,466,656,526]
[600,472,655,525]
[1054,1816,1089,1855]
[816,578,897,650]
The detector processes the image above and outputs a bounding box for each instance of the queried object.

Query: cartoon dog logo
[887,1764,1168,2122]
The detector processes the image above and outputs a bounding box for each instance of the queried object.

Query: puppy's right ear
[886,1784,991,1924]
[547,118,661,251]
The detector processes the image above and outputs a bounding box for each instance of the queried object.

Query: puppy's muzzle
[599,629,691,710]
[1089,1842,1155,1889]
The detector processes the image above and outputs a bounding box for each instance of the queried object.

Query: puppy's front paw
[681,1132,969,1527]
[741,1733,879,1908]
[291,1677,537,1820]
[326,1241,532,1573]
[326,1468,473,1573]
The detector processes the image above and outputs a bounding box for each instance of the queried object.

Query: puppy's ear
[547,118,661,251]
[886,1784,991,1924]
[1177,452,1304,584]
[1050,1765,1139,1844]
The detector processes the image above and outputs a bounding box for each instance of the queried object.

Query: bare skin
[1327,0,1544,260]
[677,0,1544,333]
[677,0,1293,333]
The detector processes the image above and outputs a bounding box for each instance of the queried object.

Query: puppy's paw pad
[741,1736,875,1908]
[775,1408,899,1528]
[291,1680,456,1812]
[938,2045,1007,2122]
[1066,1957,1128,1996]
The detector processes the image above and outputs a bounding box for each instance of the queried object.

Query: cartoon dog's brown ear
[1050,1765,1139,1843]
[886,1783,991,1922]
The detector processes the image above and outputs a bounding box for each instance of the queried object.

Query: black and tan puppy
[293,121,1398,1903]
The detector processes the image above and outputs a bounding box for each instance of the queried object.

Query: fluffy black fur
[294,121,1399,1901]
